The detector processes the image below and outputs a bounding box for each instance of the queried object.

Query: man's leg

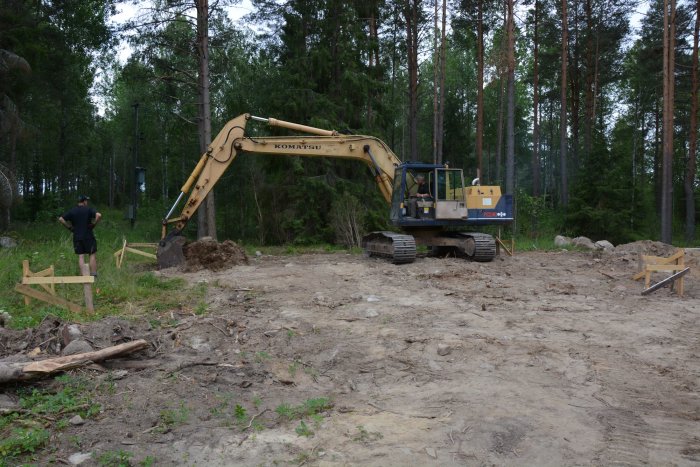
[89,253,97,275]
[78,254,87,274]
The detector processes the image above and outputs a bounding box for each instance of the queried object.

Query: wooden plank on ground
[496,237,513,257]
[118,238,127,268]
[23,276,94,285]
[645,264,688,272]
[641,250,684,265]
[32,267,54,277]
[641,268,690,296]
[124,246,157,259]
[128,243,157,248]
[14,284,83,313]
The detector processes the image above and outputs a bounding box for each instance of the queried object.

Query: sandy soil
[2,242,699,466]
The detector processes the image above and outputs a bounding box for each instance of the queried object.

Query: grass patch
[158,403,189,431]
[0,214,209,330]
[294,420,314,437]
[0,428,50,462]
[274,397,333,421]
[19,375,101,419]
[95,449,133,467]
[0,375,101,465]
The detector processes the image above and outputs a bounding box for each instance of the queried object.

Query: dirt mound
[182,239,249,272]
[614,240,678,257]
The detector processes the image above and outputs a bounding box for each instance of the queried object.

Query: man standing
[59,195,101,277]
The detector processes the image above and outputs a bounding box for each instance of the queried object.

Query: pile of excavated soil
[609,240,700,280]
[614,240,679,257]
[182,239,249,272]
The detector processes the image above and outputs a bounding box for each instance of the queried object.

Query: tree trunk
[496,74,505,184]
[685,0,699,243]
[432,0,439,163]
[569,1,579,175]
[583,0,594,160]
[476,0,484,180]
[560,0,569,207]
[532,0,541,197]
[403,0,420,162]
[367,11,379,127]
[505,0,515,194]
[661,0,675,244]
[437,0,447,164]
[195,0,216,240]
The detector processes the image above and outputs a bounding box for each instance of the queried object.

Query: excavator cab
[390,163,469,227]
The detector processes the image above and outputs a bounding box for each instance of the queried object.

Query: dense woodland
[0,0,699,246]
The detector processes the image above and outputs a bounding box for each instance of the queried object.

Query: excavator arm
[158,114,403,266]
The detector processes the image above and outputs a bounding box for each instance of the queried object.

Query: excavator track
[456,232,497,262]
[362,231,416,264]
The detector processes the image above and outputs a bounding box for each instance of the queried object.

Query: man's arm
[58,216,72,231]
[89,211,102,229]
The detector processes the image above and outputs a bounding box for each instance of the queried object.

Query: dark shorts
[73,238,97,255]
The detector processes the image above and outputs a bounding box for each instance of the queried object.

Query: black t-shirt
[62,206,97,241]
[418,181,430,196]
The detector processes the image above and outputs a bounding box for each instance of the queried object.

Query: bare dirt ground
[2,242,700,466]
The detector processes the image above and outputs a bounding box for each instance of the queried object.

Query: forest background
[0,0,698,249]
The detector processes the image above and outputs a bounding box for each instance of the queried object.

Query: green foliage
[234,404,248,425]
[515,190,561,239]
[274,397,333,421]
[0,375,100,464]
[158,403,189,430]
[19,375,100,418]
[0,428,49,462]
[96,449,134,467]
[294,420,314,437]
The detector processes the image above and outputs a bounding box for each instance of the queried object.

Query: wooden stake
[81,264,94,312]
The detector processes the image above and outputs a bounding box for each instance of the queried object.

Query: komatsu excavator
[157,114,513,268]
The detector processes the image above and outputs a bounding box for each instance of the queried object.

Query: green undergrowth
[0,375,101,465]
[0,212,203,330]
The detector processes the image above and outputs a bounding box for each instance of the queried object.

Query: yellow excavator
[157,114,513,267]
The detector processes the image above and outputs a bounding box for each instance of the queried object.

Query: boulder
[554,235,572,248]
[594,240,615,251]
[572,236,596,250]
[61,339,94,356]
[0,237,17,248]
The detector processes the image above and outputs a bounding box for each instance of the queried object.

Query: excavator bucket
[157,235,187,269]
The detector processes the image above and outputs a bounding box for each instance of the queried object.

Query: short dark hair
[78,195,90,202]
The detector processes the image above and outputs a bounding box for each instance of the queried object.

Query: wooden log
[127,243,158,248]
[0,340,149,383]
